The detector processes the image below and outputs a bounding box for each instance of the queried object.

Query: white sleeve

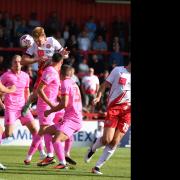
[95,76,99,85]
[25,45,35,56]
[106,67,118,84]
[52,37,63,51]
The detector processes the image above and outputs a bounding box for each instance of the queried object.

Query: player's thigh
[4,124,14,137]
[25,120,38,134]
[43,125,57,136]
[0,125,3,133]
[101,127,116,145]
[53,131,69,142]
[110,129,125,147]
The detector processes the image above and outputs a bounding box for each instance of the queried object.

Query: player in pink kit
[44,64,82,169]
[84,61,131,175]
[53,94,76,165]
[0,82,16,170]
[24,53,63,165]
[0,55,46,161]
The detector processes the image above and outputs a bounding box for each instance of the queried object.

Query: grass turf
[0,146,130,180]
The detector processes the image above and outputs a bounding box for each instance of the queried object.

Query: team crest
[46,44,51,48]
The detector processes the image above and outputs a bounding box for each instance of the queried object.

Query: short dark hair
[60,64,72,77]
[52,53,63,63]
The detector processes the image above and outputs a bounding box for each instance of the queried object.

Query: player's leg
[92,129,125,175]
[36,125,57,166]
[23,117,47,164]
[0,109,16,143]
[53,131,69,169]
[21,91,37,116]
[84,127,115,163]
[64,135,77,165]
[92,104,131,175]
[21,68,43,116]
[24,125,46,164]
[53,120,81,169]
[0,126,7,170]
[44,134,54,158]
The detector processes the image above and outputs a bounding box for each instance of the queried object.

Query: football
[19,34,34,47]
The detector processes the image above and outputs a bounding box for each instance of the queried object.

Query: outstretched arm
[44,95,69,117]
[93,81,111,105]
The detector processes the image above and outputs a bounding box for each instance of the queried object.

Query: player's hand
[59,47,70,58]
[44,110,50,117]
[0,102,5,110]
[8,85,16,93]
[92,97,100,105]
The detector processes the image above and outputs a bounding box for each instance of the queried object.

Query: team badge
[46,44,51,48]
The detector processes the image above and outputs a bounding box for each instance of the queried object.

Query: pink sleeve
[25,74,30,88]
[0,74,6,85]
[61,80,70,96]
[41,69,55,85]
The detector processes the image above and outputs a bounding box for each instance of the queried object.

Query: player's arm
[0,97,5,110]
[93,81,111,105]
[37,81,55,108]
[0,82,16,94]
[21,54,39,66]
[24,87,30,103]
[95,83,99,94]
[44,94,69,117]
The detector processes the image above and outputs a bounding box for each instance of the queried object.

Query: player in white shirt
[84,61,131,175]
[20,27,69,116]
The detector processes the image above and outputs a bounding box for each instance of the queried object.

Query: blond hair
[32,27,45,39]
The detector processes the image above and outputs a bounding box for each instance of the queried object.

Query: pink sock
[53,141,65,162]
[32,133,44,152]
[28,134,42,156]
[44,134,54,155]
[65,135,74,156]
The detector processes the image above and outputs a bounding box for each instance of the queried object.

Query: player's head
[60,64,72,79]
[52,53,63,63]
[11,55,22,72]
[32,27,46,46]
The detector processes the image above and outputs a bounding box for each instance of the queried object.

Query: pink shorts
[53,110,65,124]
[55,119,82,138]
[37,108,55,126]
[5,109,34,126]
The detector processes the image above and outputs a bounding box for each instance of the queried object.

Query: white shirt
[82,75,99,94]
[106,66,131,106]
[26,37,63,60]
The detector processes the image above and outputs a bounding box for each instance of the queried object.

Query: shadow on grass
[0,168,130,179]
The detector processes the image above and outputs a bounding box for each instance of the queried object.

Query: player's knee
[5,131,12,137]
[109,139,119,148]
[30,127,38,134]
[101,138,111,145]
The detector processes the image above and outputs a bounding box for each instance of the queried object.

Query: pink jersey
[37,66,60,109]
[0,70,30,110]
[61,78,82,124]
[106,66,131,107]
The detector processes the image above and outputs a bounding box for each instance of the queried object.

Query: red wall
[0,0,130,26]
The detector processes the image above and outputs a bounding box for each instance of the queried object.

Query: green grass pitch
[0,146,130,180]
